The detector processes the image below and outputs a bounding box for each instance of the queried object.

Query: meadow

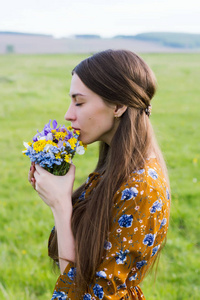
[0,53,199,300]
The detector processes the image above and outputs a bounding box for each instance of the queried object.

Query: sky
[1,0,200,38]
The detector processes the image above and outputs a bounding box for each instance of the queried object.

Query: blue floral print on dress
[93,284,104,299]
[129,273,137,281]
[166,188,170,200]
[118,214,133,228]
[137,168,145,174]
[159,218,167,229]
[79,191,86,201]
[96,271,107,279]
[121,187,138,201]
[51,291,67,300]
[136,260,147,270]
[83,293,92,300]
[49,158,170,300]
[104,240,112,250]
[148,168,158,179]
[143,233,155,247]
[67,267,76,280]
[151,245,160,257]
[117,283,126,290]
[115,249,129,264]
[150,200,163,213]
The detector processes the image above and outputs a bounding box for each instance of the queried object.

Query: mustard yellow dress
[49,158,170,300]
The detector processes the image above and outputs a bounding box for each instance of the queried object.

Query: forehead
[70,74,90,96]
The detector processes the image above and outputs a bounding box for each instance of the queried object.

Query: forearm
[52,205,75,274]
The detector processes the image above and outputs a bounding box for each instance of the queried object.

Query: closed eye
[75,103,83,107]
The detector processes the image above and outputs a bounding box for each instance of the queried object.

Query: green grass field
[0,53,200,300]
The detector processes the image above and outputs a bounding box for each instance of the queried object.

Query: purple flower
[43,119,58,135]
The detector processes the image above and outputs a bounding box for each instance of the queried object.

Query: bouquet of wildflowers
[22,120,86,175]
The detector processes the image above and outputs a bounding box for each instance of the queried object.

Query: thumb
[65,163,76,177]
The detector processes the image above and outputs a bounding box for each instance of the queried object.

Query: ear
[114,104,127,118]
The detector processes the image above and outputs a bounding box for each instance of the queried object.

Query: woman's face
[65,74,118,145]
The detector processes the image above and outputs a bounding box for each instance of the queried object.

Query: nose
[64,103,76,121]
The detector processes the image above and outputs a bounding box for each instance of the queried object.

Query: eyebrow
[69,93,86,98]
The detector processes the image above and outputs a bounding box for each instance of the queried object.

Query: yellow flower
[67,126,72,130]
[33,140,57,152]
[55,153,61,159]
[64,154,71,163]
[79,141,87,150]
[54,131,67,141]
[68,137,77,150]
[193,158,198,165]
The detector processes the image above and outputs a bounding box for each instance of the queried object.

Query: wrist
[51,198,73,218]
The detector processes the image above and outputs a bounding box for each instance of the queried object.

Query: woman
[29,49,170,300]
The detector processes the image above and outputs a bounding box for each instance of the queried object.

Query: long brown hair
[49,49,169,294]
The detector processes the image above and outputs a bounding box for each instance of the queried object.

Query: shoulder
[113,158,170,209]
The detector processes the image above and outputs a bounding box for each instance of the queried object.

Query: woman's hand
[28,162,36,188]
[29,164,75,213]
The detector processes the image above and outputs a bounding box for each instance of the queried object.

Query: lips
[72,127,80,131]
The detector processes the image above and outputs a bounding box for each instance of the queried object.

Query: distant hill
[115,32,200,49]
[0,31,200,54]
[74,34,101,39]
[0,31,53,38]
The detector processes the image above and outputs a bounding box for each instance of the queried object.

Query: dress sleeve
[51,163,170,300]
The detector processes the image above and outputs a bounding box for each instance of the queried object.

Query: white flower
[39,136,46,141]
[23,142,31,149]
[44,144,52,152]
[57,140,64,148]
[46,132,53,141]
[76,145,85,155]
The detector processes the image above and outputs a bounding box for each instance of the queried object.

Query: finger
[35,164,42,175]
[28,166,35,182]
[31,178,36,189]
[66,163,76,176]
[35,164,50,175]
[34,170,39,181]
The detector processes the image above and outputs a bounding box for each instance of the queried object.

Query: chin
[81,137,97,145]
